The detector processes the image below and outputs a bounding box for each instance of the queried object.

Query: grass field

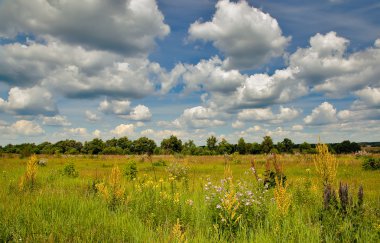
[1,153,379,242]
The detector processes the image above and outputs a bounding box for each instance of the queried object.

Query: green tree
[83,138,105,154]
[261,136,274,154]
[279,138,294,153]
[299,142,312,153]
[182,140,197,155]
[206,136,218,151]
[132,137,156,155]
[160,135,183,154]
[237,137,247,154]
[218,138,233,154]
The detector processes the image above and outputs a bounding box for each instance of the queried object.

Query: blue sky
[0,0,379,145]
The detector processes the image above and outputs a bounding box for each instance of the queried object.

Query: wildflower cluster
[204,172,269,236]
[96,165,125,210]
[313,143,338,187]
[19,154,38,191]
[273,177,291,216]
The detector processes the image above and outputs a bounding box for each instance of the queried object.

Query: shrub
[362,157,380,170]
[152,159,167,167]
[124,160,138,180]
[62,163,79,178]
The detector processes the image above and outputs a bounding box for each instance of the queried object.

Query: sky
[0,0,379,146]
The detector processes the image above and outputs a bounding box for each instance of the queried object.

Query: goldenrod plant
[18,154,38,191]
[274,177,291,216]
[313,142,338,187]
[171,218,187,242]
[96,165,125,210]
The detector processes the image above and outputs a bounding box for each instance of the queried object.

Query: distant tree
[132,137,156,155]
[299,142,311,154]
[237,137,247,154]
[250,143,261,154]
[83,138,104,154]
[160,135,183,154]
[279,138,294,153]
[182,140,197,155]
[218,138,233,154]
[261,136,274,154]
[105,138,118,148]
[54,140,83,154]
[206,136,218,151]
[117,136,132,154]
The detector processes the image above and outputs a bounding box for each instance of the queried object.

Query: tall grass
[0,153,379,242]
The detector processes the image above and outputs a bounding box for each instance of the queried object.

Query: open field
[1,153,380,242]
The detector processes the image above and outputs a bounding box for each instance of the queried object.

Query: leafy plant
[313,142,338,187]
[19,154,38,191]
[362,157,380,170]
[124,160,138,180]
[96,165,125,210]
[62,163,79,178]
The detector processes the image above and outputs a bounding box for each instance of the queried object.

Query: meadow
[1,150,379,242]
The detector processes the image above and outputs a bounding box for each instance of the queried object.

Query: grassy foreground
[1,153,379,242]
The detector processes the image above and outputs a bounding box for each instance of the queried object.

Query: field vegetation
[1,144,379,242]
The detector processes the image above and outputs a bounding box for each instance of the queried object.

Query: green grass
[0,154,379,242]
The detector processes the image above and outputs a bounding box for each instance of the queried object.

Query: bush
[152,159,167,167]
[124,160,138,180]
[62,163,79,178]
[362,157,380,170]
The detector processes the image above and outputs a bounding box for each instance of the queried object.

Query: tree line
[0,135,362,157]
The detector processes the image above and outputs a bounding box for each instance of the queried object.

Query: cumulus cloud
[65,128,88,136]
[354,87,380,108]
[174,106,225,129]
[292,125,304,131]
[127,105,152,121]
[111,124,135,137]
[232,120,245,129]
[85,110,101,122]
[0,0,170,55]
[41,115,71,126]
[304,102,338,125]
[189,0,290,69]
[99,99,131,115]
[92,129,101,137]
[237,106,299,123]
[0,120,45,136]
[181,57,245,93]
[0,86,57,116]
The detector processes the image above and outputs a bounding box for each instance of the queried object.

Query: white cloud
[182,57,245,93]
[85,110,101,122]
[65,128,88,136]
[0,120,45,136]
[0,0,170,56]
[304,102,338,125]
[232,120,245,129]
[92,129,101,137]
[354,87,380,108]
[292,125,304,131]
[237,106,299,123]
[0,86,57,116]
[174,106,225,129]
[99,99,131,115]
[41,115,71,126]
[111,124,135,137]
[128,105,152,121]
[189,0,290,69]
